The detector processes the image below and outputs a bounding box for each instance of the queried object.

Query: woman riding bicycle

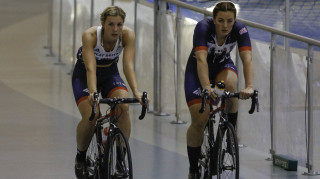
[184,1,254,178]
[72,6,143,179]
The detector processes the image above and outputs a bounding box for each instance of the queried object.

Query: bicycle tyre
[104,128,133,179]
[199,124,210,179]
[216,122,239,179]
[199,120,217,179]
[86,132,104,179]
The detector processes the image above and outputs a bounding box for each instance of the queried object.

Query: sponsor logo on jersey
[94,46,123,61]
[95,52,121,60]
[113,82,126,86]
[83,88,89,93]
[239,27,248,35]
[193,88,202,97]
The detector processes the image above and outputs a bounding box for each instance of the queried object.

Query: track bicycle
[85,92,148,179]
[198,81,259,179]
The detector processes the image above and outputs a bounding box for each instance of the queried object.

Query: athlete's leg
[187,103,210,175]
[108,89,131,139]
[185,66,210,175]
[215,69,238,128]
[76,99,100,152]
[73,98,101,179]
[73,54,103,178]
[187,104,210,147]
[72,60,100,159]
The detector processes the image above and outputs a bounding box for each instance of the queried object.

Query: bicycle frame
[199,85,259,179]
[86,92,148,179]
[204,89,259,150]
[205,94,234,146]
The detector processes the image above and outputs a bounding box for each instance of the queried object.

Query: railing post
[152,0,169,116]
[284,0,290,52]
[268,33,276,160]
[45,0,54,57]
[153,0,160,113]
[134,0,138,35]
[69,0,78,75]
[55,0,66,65]
[90,0,94,27]
[171,6,186,124]
[303,45,320,176]
[134,0,138,71]
[235,47,240,90]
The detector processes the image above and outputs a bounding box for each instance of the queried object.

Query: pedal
[273,154,298,171]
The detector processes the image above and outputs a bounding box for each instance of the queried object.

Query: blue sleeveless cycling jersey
[191,18,251,65]
[76,26,124,66]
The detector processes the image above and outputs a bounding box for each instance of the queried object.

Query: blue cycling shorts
[184,60,238,107]
[72,60,128,106]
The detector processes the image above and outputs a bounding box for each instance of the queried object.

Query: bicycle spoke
[105,129,133,179]
[199,124,217,179]
[86,133,105,179]
[217,122,239,179]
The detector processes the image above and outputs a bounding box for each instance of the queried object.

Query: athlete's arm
[82,27,98,103]
[122,27,142,102]
[193,20,216,98]
[236,22,254,99]
[239,50,254,99]
[196,50,215,99]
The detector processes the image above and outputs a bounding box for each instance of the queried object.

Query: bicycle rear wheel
[86,133,104,179]
[216,122,239,179]
[104,128,133,179]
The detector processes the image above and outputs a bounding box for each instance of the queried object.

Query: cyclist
[184,1,254,178]
[72,6,143,178]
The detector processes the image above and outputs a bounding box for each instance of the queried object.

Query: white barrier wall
[238,40,320,167]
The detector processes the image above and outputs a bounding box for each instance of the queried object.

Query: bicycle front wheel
[199,120,218,179]
[86,133,104,179]
[216,122,239,179]
[199,124,212,179]
[104,128,133,179]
